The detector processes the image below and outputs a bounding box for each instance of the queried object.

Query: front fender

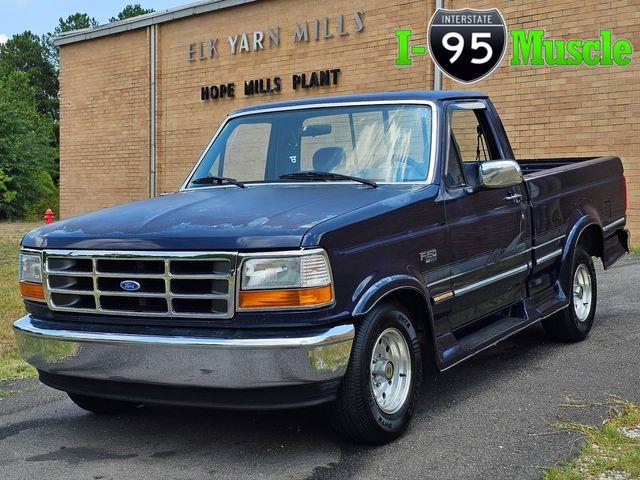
[351,274,430,317]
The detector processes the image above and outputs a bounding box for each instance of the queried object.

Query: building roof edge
[54,0,262,46]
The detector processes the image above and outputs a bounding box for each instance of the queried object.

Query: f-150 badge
[420,249,437,265]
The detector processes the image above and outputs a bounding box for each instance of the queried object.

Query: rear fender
[557,215,604,298]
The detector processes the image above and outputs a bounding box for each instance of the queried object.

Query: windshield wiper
[279,171,377,188]
[191,175,246,188]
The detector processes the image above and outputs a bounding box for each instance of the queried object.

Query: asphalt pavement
[1,255,638,480]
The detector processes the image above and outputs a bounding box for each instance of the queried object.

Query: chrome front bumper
[13,315,354,390]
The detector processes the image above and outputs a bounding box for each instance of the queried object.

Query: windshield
[186,104,433,187]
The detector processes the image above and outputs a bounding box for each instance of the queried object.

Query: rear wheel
[542,248,597,342]
[329,302,422,444]
[68,393,139,414]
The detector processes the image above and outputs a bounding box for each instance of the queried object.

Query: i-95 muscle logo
[394,7,632,82]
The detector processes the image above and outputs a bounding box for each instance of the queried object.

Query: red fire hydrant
[44,208,55,224]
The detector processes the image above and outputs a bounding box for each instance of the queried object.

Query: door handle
[504,193,523,203]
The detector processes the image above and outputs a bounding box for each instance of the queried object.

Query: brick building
[55,0,639,243]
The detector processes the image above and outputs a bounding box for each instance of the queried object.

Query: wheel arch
[352,276,437,366]
[558,215,604,299]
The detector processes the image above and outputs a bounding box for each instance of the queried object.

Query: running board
[457,316,531,352]
[436,315,538,371]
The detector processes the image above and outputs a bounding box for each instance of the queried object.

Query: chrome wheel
[370,327,412,415]
[573,263,592,322]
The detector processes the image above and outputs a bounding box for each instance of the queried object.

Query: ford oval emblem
[120,280,141,292]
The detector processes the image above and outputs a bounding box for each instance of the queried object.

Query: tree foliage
[0,6,156,219]
[0,32,59,116]
[44,13,100,70]
[0,71,58,219]
[54,13,100,35]
[109,4,155,23]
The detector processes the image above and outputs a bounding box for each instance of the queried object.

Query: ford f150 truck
[14,91,629,444]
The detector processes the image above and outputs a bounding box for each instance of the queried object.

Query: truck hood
[22,184,423,250]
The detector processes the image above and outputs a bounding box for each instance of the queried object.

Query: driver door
[443,102,531,330]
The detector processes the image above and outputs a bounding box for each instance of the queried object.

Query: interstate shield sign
[428,8,507,83]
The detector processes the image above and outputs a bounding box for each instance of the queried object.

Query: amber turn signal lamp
[239,285,333,309]
[19,282,45,301]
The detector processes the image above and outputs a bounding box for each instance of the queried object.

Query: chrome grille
[42,250,238,319]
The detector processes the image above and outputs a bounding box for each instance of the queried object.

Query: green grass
[0,345,36,381]
[631,247,640,254]
[0,222,40,382]
[544,397,640,480]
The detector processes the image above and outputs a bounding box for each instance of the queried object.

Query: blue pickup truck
[14,91,629,444]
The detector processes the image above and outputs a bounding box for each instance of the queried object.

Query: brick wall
[443,0,639,244]
[59,29,150,217]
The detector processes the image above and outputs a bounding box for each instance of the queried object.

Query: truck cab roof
[231,90,487,116]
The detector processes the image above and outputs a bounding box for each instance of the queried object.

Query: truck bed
[517,156,625,256]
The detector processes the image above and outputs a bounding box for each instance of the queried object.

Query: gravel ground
[0,255,638,480]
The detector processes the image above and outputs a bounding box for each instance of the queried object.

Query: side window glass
[450,109,495,163]
[446,132,465,187]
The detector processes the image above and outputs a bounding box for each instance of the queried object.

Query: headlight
[19,252,42,283]
[238,250,333,310]
[18,251,45,301]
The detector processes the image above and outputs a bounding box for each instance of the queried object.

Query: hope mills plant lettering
[200,68,341,102]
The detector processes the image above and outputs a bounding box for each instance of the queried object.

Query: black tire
[329,302,422,444]
[542,247,597,342]
[68,393,139,414]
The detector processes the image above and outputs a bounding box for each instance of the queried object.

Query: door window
[446,106,501,188]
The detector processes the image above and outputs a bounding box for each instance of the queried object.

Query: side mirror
[479,160,523,189]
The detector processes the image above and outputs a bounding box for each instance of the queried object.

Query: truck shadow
[4,323,572,478]
[3,313,624,480]
[99,322,554,442]
[419,323,553,413]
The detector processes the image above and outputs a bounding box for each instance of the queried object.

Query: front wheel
[542,247,597,342]
[329,302,422,444]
